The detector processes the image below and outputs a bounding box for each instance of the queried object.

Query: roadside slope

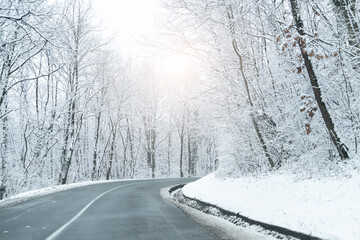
[182,173,360,240]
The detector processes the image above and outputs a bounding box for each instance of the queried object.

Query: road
[0,179,216,240]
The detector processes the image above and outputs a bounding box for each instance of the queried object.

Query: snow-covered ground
[182,173,360,240]
[162,186,276,240]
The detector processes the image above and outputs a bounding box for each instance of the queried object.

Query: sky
[91,0,162,55]
[91,0,199,86]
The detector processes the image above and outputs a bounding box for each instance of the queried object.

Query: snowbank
[182,173,360,240]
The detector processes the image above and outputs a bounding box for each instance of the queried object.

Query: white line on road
[45,183,136,240]
[159,210,186,240]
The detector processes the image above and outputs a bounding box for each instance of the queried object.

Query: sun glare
[92,0,199,94]
[155,54,199,96]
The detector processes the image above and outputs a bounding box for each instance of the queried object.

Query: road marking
[5,213,26,223]
[45,183,136,240]
[159,210,186,240]
[6,200,57,223]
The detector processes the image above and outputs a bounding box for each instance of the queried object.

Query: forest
[0,0,359,196]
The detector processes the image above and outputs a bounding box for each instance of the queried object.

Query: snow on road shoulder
[182,173,360,240]
[161,186,276,240]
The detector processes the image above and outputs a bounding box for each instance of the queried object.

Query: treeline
[1,0,359,196]
[159,0,360,177]
[0,0,217,196]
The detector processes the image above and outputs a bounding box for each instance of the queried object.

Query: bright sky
[91,0,199,90]
[91,0,161,55]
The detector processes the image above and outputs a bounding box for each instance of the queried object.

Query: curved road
[0,179,216,240]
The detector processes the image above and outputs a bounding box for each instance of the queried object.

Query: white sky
[91,0,199,86]
[91,0,161,55]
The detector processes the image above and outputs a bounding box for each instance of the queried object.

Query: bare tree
[289,0,349,160]
[59,0,101,184]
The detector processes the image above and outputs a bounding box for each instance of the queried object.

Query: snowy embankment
[182,173,360,240]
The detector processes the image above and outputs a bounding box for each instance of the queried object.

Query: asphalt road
[0,179,216,240]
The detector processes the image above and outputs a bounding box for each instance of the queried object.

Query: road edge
[0,180,119,210]
[161,185,275,240]
[166,185,325,240]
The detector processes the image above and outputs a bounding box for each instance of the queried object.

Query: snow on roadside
[161,186,276,240]
[182,173,360,240]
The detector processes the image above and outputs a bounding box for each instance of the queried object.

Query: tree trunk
[106,128,117,180]
[151,128,156,178]
[187,131,192,177]
[179,127,184,178]
[126,117,136,178]
[59,100,71,184]
[60,73,77,185]
[167,131,172,176]
[92,112,101,180]
[120,130,128,178]
[289,0,349,160]
[0,107,8,186]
